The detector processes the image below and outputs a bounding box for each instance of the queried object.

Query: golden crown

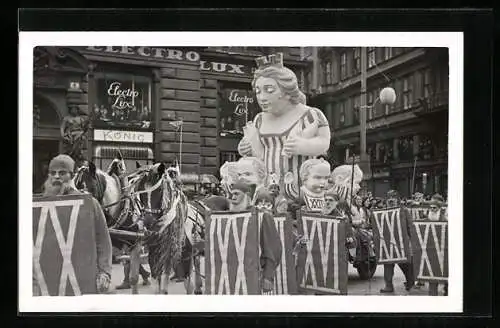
[255,53,284,69]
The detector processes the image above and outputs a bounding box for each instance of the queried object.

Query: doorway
[33,139,60,194]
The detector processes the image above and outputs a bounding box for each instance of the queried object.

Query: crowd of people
[34,151,448,296]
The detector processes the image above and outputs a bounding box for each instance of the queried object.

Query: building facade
[310,47,449,198]
[32,46,311,193]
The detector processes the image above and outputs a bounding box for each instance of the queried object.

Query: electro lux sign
[85,46,253,75]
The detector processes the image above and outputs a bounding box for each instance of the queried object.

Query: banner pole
[349,152,356,206]
[179,122,183,173]
[411,156,417,195]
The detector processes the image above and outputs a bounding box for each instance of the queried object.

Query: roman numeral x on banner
[33,200,83,296]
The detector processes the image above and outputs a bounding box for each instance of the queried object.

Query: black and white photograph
[19,31,463,313]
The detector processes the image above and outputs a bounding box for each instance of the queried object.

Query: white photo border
[19,31,463,313]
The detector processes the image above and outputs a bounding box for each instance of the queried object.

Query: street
[108,258,442,296]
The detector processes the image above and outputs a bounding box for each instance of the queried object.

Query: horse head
[74,161,106,201]
[132,162,169,229]
[107,154,127,178]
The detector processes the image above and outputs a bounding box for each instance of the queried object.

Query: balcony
[413,90,449,116]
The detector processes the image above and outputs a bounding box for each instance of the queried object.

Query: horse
[74,157,149,294]
[132,161,190,294]
[74,159,126,224]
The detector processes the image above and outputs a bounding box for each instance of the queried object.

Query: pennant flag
[169,120,183,131]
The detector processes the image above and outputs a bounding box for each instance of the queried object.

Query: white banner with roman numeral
[32,194,98,296]
[371,207,411,264]
[411,220,448,282]
[296,211,348,295]
[204,211,260,295]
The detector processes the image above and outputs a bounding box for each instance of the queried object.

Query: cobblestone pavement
[109,260,444,296]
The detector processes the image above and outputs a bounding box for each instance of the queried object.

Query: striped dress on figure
[254,106,329,201]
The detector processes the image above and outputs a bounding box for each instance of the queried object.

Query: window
[321,59,333,86]
[353,95,360,124]
[424,68,432,98]
[353,48,361,74]
[219,82,258,137]
[384,47,393,61]
[93,146,154,175]
[339,101,346,127]
[368,47,376,68]
[377,140,393,164]
[340,52,347,80]
[417,135,434,160]
[220,151,240,165]
[320,62,326,86]
[326,61,332,85]
[324,103,333,124]
[367,91,374,120]
[94,72,152,130]
[398,135,415,162]
[403,76,413,110]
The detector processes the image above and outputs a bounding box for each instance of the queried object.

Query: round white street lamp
[379,87,397,105]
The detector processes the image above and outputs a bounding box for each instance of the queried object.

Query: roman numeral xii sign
[32,194,98,296]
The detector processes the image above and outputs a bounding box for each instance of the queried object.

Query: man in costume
[380,189,415,293]
[35,154,113,294]
[228,182,282,294]
[427,193,448,296]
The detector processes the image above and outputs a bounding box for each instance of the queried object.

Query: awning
[179,174,219,184]
[94,145,154,159]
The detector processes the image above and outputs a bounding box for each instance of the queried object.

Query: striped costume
[253,106,329,201]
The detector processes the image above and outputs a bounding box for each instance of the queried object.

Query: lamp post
[359,47,397,192]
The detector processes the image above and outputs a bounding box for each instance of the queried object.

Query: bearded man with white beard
[33,154,113,295]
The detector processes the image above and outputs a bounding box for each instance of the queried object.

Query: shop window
[219,82,259,137]
[93,145,154,175]
[93,73,152,130]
